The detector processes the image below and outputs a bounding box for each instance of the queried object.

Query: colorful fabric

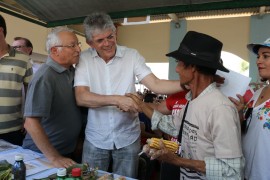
[242,87,270,180]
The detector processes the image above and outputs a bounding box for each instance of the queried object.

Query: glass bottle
[12,154,26,180]
[56,168,67,180]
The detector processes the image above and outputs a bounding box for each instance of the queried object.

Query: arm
[140,123,162,139]
[75,86,138,112]
[127,93,178,137]
[228,94,245,124]
[23,84,28,97]
[144,141,205,173]
[145,101,171,115]
[141,73,182,95]
[155,100,172,115]
[144,142,244,179]
[24,117,76,168]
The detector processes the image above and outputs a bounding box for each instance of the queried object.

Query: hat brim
[247,43,267,55]
[166,50,229,73]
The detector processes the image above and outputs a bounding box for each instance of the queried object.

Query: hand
[229,94,245,112]
[116,95,139,113]
[125,93,143,112]
[142,140,177,162]
[51,156,76,168]
[214,74,225,86]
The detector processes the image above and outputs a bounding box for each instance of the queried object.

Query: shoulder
[199,89,236,110]
[5,50,30,63]
[31,64,56,83]
[117,45,140,55]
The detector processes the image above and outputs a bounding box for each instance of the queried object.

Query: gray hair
[46,26,74,53]
[83,12,116,42]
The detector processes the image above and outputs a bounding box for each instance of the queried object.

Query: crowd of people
[0,11,270,180]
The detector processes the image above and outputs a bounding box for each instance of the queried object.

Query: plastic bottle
[71,168,82,180]
[12,154,26,180]
[56,168,67,180]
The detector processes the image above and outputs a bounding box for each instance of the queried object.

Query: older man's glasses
[54,42,81,48]
[242,107,253,134]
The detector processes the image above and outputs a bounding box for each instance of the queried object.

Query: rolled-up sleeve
[205,156,245,180]
[151,110,179,137]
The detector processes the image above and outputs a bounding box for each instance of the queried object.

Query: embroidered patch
[257,100,270,129]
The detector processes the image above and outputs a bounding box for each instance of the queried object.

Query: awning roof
[0,0,270,34]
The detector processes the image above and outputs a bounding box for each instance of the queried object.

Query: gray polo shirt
[23,57,82,155]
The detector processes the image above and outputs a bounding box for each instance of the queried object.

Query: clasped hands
[116,93,143,113]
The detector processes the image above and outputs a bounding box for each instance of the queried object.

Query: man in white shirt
[74,12,182,178]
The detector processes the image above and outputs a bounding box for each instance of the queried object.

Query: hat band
[179,45,220,63]
[263,43,270,46]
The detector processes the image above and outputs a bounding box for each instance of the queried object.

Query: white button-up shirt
[74,45,152,149]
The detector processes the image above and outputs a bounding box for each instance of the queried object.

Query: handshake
[116,93,144,113]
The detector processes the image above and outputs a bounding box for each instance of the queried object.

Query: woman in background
[230,37,270,180]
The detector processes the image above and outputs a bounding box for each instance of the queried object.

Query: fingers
[150,149,163,160]
[52,157,76,168]
[126,93,142,104]
[228,95,245,112]
[236,94,244,103]
[214,75,225,84]
[142,144,151,154]
[117,96,139,112]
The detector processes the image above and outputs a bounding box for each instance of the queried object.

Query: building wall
[2,12,88,62]
[188,16,250,61]
[117,22,170,63]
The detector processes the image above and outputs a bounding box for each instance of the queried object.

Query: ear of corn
[147,138,179,153]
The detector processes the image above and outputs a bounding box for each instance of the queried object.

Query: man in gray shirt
[23,26,82,168]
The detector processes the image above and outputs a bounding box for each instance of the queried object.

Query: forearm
[166,156,244,179]
[24,118,62,162]
[148,79,182,94]
[75,87,122,108]
[141,74,182,94]
[145,102,159,110]
[172,157,206,174]
[151,110,178,137]
[205,157,244,180]
[139,102,155,119]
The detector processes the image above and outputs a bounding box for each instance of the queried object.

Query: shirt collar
[46,57,68,73]
[185,82,217,101]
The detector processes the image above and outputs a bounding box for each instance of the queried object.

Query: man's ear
[27,47,33,56]
[87,40,93,47]
[0,27,3,35]
[191,65,197,72]
[50,47,58,55]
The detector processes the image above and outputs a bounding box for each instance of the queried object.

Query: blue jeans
[82,137,140,178]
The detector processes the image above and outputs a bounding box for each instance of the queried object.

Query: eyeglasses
[242,107,253,134]
[54,42,81,48]
[13,45,27,49]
